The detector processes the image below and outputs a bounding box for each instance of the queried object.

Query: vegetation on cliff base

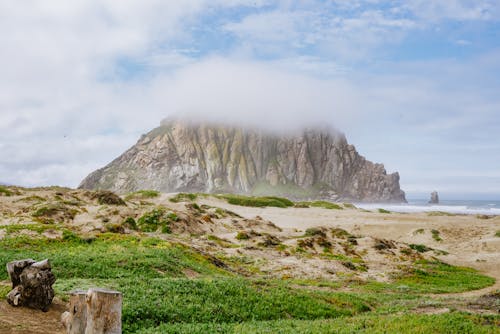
[169,192,198,203]
[125,190,160,200]
[296,201,344,210]
[217,194,294,208]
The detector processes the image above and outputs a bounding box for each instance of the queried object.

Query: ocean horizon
[356,199,500,215]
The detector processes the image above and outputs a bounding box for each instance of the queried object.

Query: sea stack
[79,119,406,203]
[429,191,439,204]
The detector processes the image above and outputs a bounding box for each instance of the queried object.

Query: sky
[0,0,499,199]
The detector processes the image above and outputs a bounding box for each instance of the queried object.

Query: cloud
[0,1,499,198]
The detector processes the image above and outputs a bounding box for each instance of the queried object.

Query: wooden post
[85,288,122,334]
[61,290,87,334]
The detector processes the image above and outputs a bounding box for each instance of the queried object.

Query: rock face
[429,191,439,204]
[79,120,406,202]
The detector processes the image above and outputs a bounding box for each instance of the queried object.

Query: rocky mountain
[79,119,406,202]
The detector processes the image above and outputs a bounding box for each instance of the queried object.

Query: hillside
[0,187,498,333]
[79,120,406,202]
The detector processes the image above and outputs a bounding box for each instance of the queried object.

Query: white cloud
[0,1,498,198]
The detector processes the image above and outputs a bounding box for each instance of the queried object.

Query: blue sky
[0,0,499,199]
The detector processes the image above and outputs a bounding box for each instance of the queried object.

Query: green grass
[235,231,250,240]
[0,234,224,281]
[0,284,10,299]
[0,231,497,333]
[218,194,294,208]
[431,229,442,242]
[409,244,432,253]
[125,190,160,200]
[120,279,369,332]
[135,313,499,334]
[495,230,500,237]
[296,201,343,210]
[394,260,495,293]
[0,233,371,333]
[378,208,391,214]
[0,223,60,234]
[169,193,198,203]
[0,185,12,196]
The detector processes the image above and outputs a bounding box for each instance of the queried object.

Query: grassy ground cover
[217,194,294,208]
[0,229,497,333]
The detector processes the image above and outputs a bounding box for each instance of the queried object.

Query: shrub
[409,244,432,253]
[236,232,250,240]
[219,194,293,208]
[137,208,175,233]
[170,193,198,203]
[304,228,326,238]
[331,228,351,239]
[0,186,12,196]
[378,208,391,214]
[123,217,137,230]
[32,203,78,222]
[91,190,126,206]
[297,201,343,210]
[431,229,442,241]
[125,190,160,200]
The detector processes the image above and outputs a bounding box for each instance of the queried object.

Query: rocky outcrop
[429,191,439,204]
[79,120,406,202]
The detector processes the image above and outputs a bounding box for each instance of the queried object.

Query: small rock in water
[429,191,439,204]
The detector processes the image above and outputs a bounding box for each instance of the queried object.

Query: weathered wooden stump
[61,290,88,334]
[6,258,56,312]
[86,288,122,334]
[62,288,122,334]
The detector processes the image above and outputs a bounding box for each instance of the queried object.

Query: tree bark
[85,288,122,334]
[61,290,87,334]
[6,259,55,312]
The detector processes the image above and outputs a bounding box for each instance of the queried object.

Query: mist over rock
[79,120,406,202]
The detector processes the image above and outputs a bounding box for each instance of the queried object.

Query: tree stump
[62,288,122,334]
[85,288,122,334]
[61,290,88,334]
[6,259,56,312]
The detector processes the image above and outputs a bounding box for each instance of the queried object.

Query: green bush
[125,190,160,200]
[378,208,391,214]
[0,185,12,196]
[431,229,442,241]
[218,194,293,208]
[236,232,250,240]
[304,228,326,238]
[170,193,198,203]
[137,208,178,233]
[296,201,343,210]
[91,190,126,206]
[409,244,432,253]
[123,217,137,230]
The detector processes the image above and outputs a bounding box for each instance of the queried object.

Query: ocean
[355,199,500,215]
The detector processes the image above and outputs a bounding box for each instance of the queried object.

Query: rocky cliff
[79,120,406,202]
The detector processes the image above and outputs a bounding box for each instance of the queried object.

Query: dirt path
[0,300,65,334]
